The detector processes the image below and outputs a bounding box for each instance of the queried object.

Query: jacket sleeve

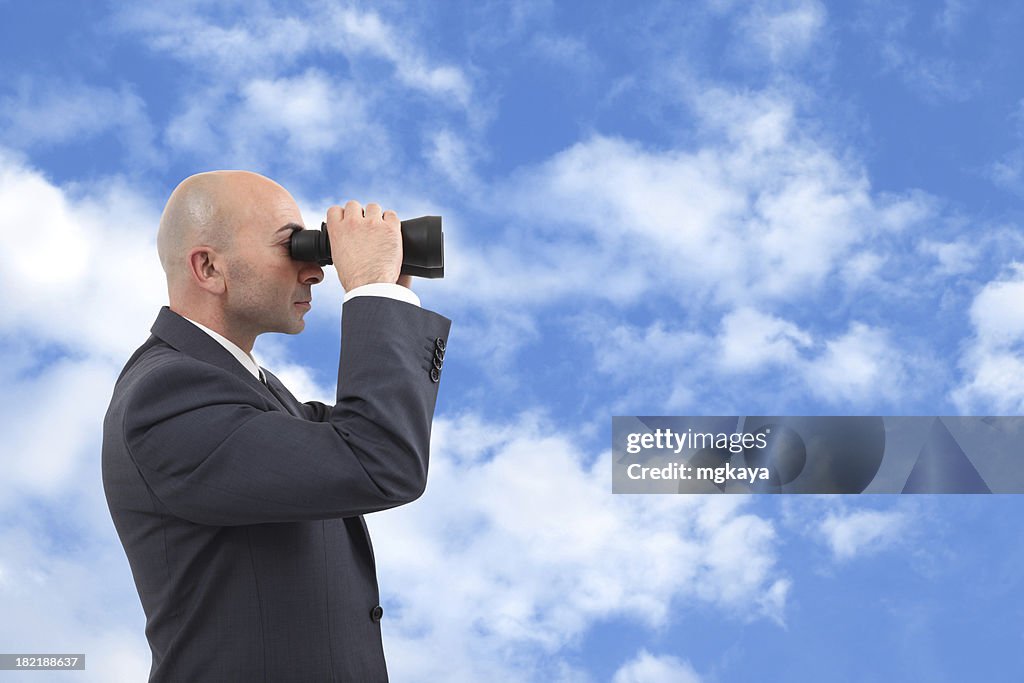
[299,399,332,422]
[122,297,451,526]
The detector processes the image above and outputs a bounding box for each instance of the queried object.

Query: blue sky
[2,0,1024,680]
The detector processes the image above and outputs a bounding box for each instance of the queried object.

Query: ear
[187,247,226,295]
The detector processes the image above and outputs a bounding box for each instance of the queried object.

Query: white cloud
[612,649,703,683]
[862,3,977,103]
[818,507,909,561]
[952,264,1024,412]
[371,412,790,682]
[717,307,813,372]
[587,317,706,380]
[453,309,541,389]
[880,44,973,103]
[416,76,950,409]
[163,92,217,153]
[111,2,479,176]
[327,7,472,107]
[241,72,351,152]
[963,266,1024,345]
[0,80,159,168]
[0,358,118,503]
[163,69,394,173]
[990,149,1024,197]
[116,4,471,105]
[0,365,153,682]
[954,349,1024,414]
[839,250,887,287]
[446,84,930,314]
[530,33,596,72]
[988,99,1024,195]
[0,521,150,682]
[934,0,974,37]
[918,239,979,276]
[113,3,475,173]
[0,149,166,362]
[801,323,906,404]
[252,337,335,406]
[577,313,908,410]
[425,128,479,190]
[113,6,317,78]
[0,153,167,679]
[736,0,828,66]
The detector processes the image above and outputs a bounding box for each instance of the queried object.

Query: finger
[382,208,400,230]
[343,199,362,221]
[326,204,342,227]
[365,203,383,221]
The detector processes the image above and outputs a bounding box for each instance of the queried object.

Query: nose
[300,264,324,285]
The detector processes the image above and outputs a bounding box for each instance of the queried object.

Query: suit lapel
[149,306,288,410]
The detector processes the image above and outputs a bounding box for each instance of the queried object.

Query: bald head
[157,171,294,292]
[154,170,321,350]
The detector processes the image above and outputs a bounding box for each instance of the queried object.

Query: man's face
[220,183,324,337]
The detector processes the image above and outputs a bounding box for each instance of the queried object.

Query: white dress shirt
[182,283,419,381]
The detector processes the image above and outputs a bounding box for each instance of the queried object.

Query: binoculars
[289,216,444,279]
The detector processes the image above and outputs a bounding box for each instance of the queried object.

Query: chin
[270,318,304,335]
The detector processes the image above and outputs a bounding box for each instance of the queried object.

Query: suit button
[430,367,440,383]
[370,605,384,622]
[432,356,443,370]
[435,337,446,352]
[434,346,445,362]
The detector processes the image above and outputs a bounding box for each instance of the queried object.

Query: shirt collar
[181,316,262,380]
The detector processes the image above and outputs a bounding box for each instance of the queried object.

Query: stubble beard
[224,259,299,337]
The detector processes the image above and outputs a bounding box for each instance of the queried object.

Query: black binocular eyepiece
[289,216,444,279]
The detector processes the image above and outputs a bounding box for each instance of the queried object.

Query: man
[102,171,450,682]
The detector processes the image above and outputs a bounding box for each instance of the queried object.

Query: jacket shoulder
[114,343,194,396]
[108,342,251,423]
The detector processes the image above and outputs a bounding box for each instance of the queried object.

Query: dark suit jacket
[102,298,451,682]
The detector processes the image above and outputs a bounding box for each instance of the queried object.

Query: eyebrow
[275,222,303,236]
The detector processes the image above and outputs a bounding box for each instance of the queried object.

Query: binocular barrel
[289,216,444,279]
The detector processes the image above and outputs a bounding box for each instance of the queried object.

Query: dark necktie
[259,368,301,417]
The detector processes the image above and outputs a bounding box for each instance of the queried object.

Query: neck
[171,304,257,354]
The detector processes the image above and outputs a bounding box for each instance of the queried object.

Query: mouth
[295,301,311,309]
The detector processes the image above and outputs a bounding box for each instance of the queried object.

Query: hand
[324,200,403,291]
